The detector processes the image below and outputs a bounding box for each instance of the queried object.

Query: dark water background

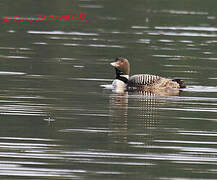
[1,0,217,179]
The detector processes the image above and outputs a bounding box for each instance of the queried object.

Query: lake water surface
[1,0,217,179]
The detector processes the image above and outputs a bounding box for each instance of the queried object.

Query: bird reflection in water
[108,89,181,146]
[109,92,129,144]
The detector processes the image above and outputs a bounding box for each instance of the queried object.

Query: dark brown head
[110,57,130,76]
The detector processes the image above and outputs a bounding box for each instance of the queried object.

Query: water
[1,0,217,179]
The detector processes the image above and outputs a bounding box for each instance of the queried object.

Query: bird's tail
[172,79,186,88]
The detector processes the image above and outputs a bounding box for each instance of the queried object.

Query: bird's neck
[115,68,129,84]
[116,74,129,84]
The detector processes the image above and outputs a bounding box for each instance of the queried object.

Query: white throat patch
[120,75,129,79]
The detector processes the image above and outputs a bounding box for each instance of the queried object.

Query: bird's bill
[110,62,118,67]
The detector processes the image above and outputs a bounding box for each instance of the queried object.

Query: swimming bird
[110,57,186,92]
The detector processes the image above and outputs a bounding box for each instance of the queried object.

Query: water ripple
[148,31,217,37]
[155,26,217,32]
[27,30,98,36]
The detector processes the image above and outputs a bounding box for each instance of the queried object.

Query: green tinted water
[1,0,217,179]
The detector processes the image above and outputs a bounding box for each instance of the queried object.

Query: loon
[110,57,186,92]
